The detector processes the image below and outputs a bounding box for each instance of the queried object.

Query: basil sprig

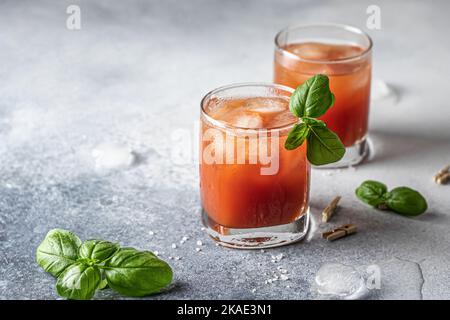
[36,229,173,300]
[285,74,345,165]
[355,180,428,216]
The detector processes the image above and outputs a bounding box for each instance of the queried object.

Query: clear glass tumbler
[200,83,310,249]
[274,24,373,167]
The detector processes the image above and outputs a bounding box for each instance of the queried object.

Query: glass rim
[200,82,299,131]
[274,23,373,64]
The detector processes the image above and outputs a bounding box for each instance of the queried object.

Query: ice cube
[270,111,297,127]
[245,98,286,114]
[327,44,364,60]
[371,79,398,104]
[315,263,367,299]
[92,143,135,170]
[230,113,263,128]
[291,43,332,60]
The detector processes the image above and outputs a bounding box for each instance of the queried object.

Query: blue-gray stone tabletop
[0,0,449,299]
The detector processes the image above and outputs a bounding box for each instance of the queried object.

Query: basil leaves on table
[356,180,428,216]
[36,229,82,277]
[355,180,388,207]
[104,248,173,297]
[284,74,345,166]
[36,229,173,300]
[385,187,428,216]
[79,240,119,262]
[56,262,101,300]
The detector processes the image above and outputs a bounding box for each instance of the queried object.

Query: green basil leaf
[284,123,309,150]
[36,229,82,277]
[355,180,389,207]
[56,262,101,300]
[386,187,428,216]
[305,119,345,165]
[104,248,173,297]
[289,74,335,118]
[98,278,109,290]
[79,240,119,262]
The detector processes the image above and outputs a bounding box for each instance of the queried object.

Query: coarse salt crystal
[280,275,289,281]
[171,243,177,249]
[196,240,203,246]
[196,247,201,252]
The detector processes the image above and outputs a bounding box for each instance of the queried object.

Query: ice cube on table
[371,79,398,104]
[245,98,286,114]
[315,263,367,299]
[91,143,135,170]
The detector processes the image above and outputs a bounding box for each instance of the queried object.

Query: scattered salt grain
[271,253,284,263]
[280,275,289,281]
[154,251,159,256]
[196,240,203,246]
[251,288,256,293]
[196,248,202,252]
[171,243,177,249]
[149,231,154,236]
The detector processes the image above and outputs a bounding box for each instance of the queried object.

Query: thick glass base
[314,137,371,169]
[201,208,310,249]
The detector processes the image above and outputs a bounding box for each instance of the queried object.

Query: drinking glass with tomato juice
[274,24,372,167]
[200,84,310,249]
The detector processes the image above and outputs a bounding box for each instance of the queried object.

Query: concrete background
[0,0,449,299]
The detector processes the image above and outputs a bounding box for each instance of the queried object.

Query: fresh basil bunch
[284,74,345,165]
[355,180,428,216]
[36,229,173,300]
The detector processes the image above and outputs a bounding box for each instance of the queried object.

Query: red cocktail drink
[274,25,372,166]
[200,84,310,248]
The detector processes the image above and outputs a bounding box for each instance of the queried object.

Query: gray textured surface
[1,0,450,300]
